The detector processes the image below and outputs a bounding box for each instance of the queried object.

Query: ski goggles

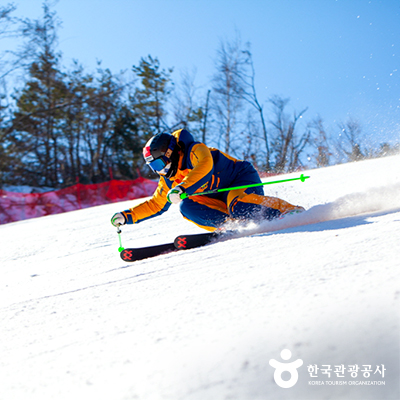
[148,157,170,175]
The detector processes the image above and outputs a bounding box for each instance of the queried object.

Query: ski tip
[120,243,177,262]
[120,249,134,261]
[118,246,125,253]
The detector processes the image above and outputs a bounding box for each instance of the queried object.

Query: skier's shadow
[255,207,400,237]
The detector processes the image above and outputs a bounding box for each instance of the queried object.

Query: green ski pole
[180,173,310,200]
[117,227,124,252]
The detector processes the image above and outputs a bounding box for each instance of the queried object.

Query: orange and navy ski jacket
[122,129,253,224]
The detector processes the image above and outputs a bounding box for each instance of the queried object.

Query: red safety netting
[0,177,158,225]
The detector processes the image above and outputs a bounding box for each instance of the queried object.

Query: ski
[120,210,306,262]
[174,232,218,249]
[120,242,177,262]
[120,231,223,262]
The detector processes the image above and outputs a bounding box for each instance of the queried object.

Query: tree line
[0,2,398,189]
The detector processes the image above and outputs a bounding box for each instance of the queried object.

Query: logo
[165,148,172,158]
[269,349,303,388]
[143,146,153,161]
[306,363,386,386]
[269,349,387,389]
[121,250,133,261]
[175,237,187,249]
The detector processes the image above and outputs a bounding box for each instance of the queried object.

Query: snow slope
[1,155,399,400]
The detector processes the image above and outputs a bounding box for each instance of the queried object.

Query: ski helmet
[143,133,178,177]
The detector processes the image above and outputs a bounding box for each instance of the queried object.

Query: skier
[111,129,304,232]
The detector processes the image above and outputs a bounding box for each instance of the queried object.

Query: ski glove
[111,212,127,227]
[167,186,185,204]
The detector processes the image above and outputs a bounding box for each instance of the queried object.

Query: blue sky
[4,0,400,144]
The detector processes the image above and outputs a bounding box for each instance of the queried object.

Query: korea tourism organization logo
[269,349,303,388]
[269,349,387,389]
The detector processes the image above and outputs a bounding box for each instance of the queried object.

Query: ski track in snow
[0,155,399,400]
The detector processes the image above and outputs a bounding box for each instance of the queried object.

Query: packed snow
[1,155,399,400]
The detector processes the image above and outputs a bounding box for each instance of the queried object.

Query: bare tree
[234,47,271,170]
[171,68,204,140]
[201,89,210,144]
[269,95,310,172]
[241,109,263,166]
[0,3,18,130]
[211,35,247,153]
[0,3,18,83]
[335,118,366,163]
[309,116,332,167]
[376,142,400,158]
[0,3,15,186]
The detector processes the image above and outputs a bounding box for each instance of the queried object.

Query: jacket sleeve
[179,143,214,195]
[121,178,171,224]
